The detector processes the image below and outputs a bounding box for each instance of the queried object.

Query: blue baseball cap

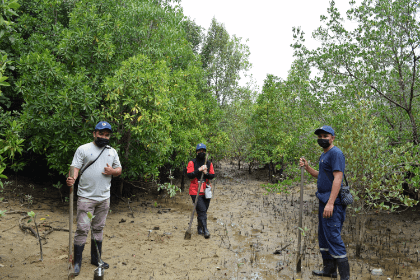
[196,143,207,151]
[314,125,335,136]
[95,121,112,132]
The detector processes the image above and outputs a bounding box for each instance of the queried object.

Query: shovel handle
[68,167,74,274]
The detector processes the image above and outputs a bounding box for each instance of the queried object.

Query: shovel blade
[68,260,75,279]
[184,230,192,240]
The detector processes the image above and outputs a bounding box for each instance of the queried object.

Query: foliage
[250,60,321,180]
[87,211,95,221]
[0,118,25,173]
[220,85,257,165]
[337,103,418,214]
[201,17,251,107]
[0,0,20,99]
[157,182,181,198]
[261,181,292,195]
[8,0,223,183]
[182,18,203,54]
[0,209,7,217]
[292,0,420,145]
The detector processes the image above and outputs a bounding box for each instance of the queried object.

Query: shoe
[201,218,210,239]
[91,240,109,269]
[312,259,337,278]
[197,219,204,235]
[337,257,350,280]
[74,244,85,276]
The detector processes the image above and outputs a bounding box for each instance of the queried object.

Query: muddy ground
[1,162,420,279]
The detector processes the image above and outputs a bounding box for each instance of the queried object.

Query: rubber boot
[312,259,337,278]
[337,257,350,280]
[201,218,210,239]
[91,240,109,269]
[74,244,85,276]
[197,218,204,235]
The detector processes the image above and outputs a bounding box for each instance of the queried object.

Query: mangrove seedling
[27,211,43,261]
[0,210,7,217]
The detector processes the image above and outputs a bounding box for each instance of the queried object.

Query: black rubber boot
[337,257,350,280]
[197,218,204,235]
[312,259,337,278]
[91,240,109,269]
[74,244,85,276]
[201,219,210,239]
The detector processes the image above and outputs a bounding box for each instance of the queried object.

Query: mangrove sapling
[27,211,43,261]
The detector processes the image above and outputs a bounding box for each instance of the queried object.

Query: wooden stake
[68,166,75,279]
[296,164,304,273]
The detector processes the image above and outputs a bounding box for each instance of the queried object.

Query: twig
[32,214,43,261]
[2,224,18,232]
[5,211,29,214]
[273,243,291,254]
[124,181,149,193]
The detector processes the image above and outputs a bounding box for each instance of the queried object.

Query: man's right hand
[198,165,208,174]
[66,177,75,187]
[299,157,308,169]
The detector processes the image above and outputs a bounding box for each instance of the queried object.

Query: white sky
[180,0,356,91]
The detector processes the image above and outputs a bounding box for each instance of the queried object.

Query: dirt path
[1,163,420,279]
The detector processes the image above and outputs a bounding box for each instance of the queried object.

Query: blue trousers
[190,195,210,220]
[318,202,347,259]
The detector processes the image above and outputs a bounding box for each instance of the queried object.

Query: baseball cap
[196,143,207,151]
[95,121,112,132]
[314,125,335,136]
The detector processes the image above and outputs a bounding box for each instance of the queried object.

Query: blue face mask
[317,139,330,148]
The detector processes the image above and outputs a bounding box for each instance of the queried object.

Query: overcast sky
[180,0,356,91]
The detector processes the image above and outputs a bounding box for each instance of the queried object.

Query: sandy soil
[1,163,420,279]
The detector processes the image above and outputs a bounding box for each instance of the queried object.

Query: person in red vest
[187,143,215,238]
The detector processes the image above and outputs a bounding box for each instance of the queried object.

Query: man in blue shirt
[299,126,350,280]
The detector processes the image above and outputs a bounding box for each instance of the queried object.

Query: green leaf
[8,2,21,9]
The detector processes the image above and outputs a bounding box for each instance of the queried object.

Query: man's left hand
[102,163,114,176]
[323,203,334,218]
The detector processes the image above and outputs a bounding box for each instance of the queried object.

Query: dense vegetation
[0,0,419,219]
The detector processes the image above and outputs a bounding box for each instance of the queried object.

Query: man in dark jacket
[299,126,350,280]
[187,143,215,238]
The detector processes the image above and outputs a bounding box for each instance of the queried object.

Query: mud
[0,162,420,279]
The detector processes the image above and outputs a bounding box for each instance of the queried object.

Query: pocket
[325,211,341,228]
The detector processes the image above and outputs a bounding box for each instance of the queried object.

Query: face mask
[196,152,206,160]
[95,137,109,147]
[317,139,331,148]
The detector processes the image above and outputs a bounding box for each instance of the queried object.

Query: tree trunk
[407,109,419,145]
[248,162,252,174]
[181,169,185,191]
[238,159,241,170]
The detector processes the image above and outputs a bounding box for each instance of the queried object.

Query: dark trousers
[318,202,347,259]
[190,195,210,220]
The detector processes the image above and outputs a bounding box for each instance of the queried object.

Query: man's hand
[66,177,75,187]
[323,203,334,218]
[299,157,308,169]
[198,165,208,174]
[102,163,115,176]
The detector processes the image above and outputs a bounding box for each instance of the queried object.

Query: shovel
[68,166,75,279]
[184,153,208,240]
